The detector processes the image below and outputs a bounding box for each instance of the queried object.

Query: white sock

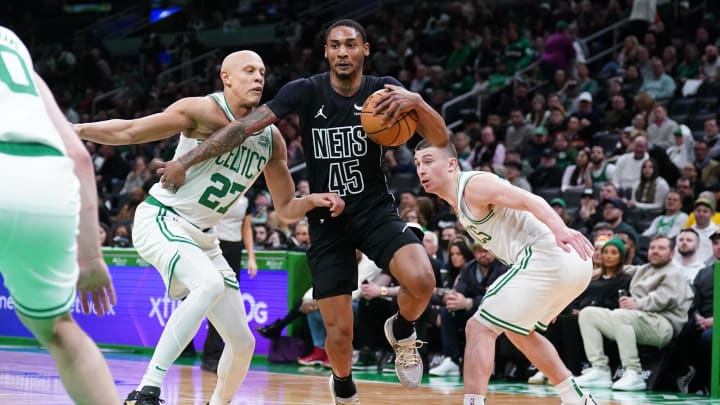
[555,376,585,404]
[464,394,486,405]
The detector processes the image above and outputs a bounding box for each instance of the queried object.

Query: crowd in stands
[3,0,719,396]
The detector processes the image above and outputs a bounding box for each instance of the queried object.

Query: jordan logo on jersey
[314,105,328,119]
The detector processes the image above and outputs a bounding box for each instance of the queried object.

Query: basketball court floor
[0,346,715,404]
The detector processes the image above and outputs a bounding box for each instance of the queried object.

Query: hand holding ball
[360,89,418,146]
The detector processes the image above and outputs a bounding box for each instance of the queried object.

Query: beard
[678,247,696,257]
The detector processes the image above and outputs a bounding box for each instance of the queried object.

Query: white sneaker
[429,356,460,376]
[527,370,548,384]
[611,369,646,391]
[384,314,424,388]
[562,392,598,405]
[574,367,612,388]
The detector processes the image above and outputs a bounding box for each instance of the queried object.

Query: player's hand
[300,300,318,314]
[373,84,420,128]
[156,160,187,192]
[309,193,345,217]
[555,228,594,260]
[247,257,258,279]
[76,256,117,316]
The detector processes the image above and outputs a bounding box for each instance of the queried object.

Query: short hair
[678,227,699,239]
[325,19,367,43]
[415,139,458,159]
[651,234,675,249]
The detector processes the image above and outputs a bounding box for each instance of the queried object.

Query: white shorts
[132,201,238,299]
[475,240,592,336]
[0,153,80,319]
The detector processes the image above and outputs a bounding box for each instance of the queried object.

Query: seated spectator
[639,57,676,100]
[672,228,707,284]
[646,105,677,149]
[545,109,566,139]
[529,237,632,383]
[468,126,505,169]
[642,191,689,238]
[524,127,553,168]
[700,44,720,82]
[612,135,649,196]
[118,156,151,197]
[569,92,599,144]
[575,235,693,391]
[115,187,146,221]
[111,224,132,248]
[570,189,600,237]
[693,140,720,189]
[601,198,638,243]
[550,198,572,225]
[667,125,695,171]
[553,132,577,170]
[528,148,564,189]
[428,244,508,376]
[504,109,534,154]
[627,158,670,210]
[622,64,643,96]
[676,177,696,213]
[603,95,634,132]
[685,198,719,264]
[589,146,616,188]
[675,43,701,83]
[577,63,599,98]
[561,148,592,192]
[672,231,716,394]
[503,161,532,193]
[705,119,720,160]
[252,223,270,250]
[525,94,550,128]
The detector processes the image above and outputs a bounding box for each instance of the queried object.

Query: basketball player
[75,50,344,405]
[0,26,119,404]
[158,19,448,403]
[413,140,597,405]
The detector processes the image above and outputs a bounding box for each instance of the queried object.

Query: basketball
[361,89,419,146]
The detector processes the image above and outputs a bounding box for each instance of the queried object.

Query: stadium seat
[534,187,562,203]
[562,188,584,209]
[669,97,697,116]
[388,172,420,194]
[696,96,718,113]
[689,112,717,133]
[592,131,620,154]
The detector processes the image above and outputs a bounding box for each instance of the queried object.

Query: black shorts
[306,194,422,299]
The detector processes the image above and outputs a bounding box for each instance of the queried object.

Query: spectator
[622,65,644,96]
[603,95,634,131]
[693,139,720,189]
[601,198,638,243]
[687,198,720,264]
[118,156,151,198]
[504,109,534,154]
[639,57,677,100]
[675,43,702,83]
[468,126,505,169]
[627,158,670,210]
[539,20,576,81]
[700,45,720,81]
[499,23,534,75]
[646,105,678,149]
[570,189,601,237]
[526,94,550,128]
[252,223,269,249]
[550,198,573,225]
[676,177,696,213]
[575,235,693,391]
[428,244,508,376]
[667,124,695,170]
[641,191,689,238]
[577,63,599,98]
[569,92,600,147]
[673,231,716,393]
[528,148,564,189]
[612,136,650,195]
[545,108,567,138]
[672,228,706,284]
[589,146,616,187]
[553,132,577,170]
[705,118,720,160]
[561,148,592,192]
[503,161,532,193]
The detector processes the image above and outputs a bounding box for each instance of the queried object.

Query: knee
[33,314,74,347]
[577,306,601,325]
[226,325,256,355]
[325,319,353,345]
[193,276,226,302]
[409,263,436,299]
[465,317,496,341]
[609,308,634,325]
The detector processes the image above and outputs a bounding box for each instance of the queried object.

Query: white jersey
[0,26,66,154]
[456,171,555,265]
[148,92,273,230]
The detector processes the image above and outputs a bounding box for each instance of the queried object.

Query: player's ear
[324,44,328,59]
[220,70,230,86]
[364,43,370,57]
[448,157,458,172]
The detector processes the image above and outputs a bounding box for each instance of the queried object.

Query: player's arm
[374,83,448,147]
[34,72,116,315]
[465,175,594,259]
[263,128,344,223]
[74,97,201,145]
[241,212,258,278]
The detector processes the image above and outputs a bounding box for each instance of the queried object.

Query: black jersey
[267,72,402,214]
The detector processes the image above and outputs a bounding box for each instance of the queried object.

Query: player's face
[227,55,266,107]
[325,26,369,80]
[415,147,454,194]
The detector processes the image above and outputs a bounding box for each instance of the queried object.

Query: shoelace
[137,393,165,405]
[393,340,426,368]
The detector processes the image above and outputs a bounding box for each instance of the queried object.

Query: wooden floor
[0,347,714,404]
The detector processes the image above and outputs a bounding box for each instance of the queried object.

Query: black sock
[392,313,416,340]
[332,373,356,398]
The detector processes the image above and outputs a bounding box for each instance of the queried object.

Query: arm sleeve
[266,78,314,118]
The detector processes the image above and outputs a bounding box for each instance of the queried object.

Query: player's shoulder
[365,75,403,90]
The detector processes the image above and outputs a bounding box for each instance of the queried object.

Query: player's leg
[205,286,255,405]
[388,243,436,329]
[462,317,498,404]
[18,313,119,404]
[317,294,356,399]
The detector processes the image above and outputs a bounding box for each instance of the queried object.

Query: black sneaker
[256,319,283,338]
[124,386,164,405]
[201,357,219,373]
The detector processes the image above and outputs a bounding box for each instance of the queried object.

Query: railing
[582,18,630,66]
[75,4,145,39]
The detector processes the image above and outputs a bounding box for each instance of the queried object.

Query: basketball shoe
[124,386,164,405]
[562,393,598,405]
[384,314,424,388]
[328,375,360,404]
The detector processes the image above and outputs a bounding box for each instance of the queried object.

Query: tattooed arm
[158,104,278,189]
